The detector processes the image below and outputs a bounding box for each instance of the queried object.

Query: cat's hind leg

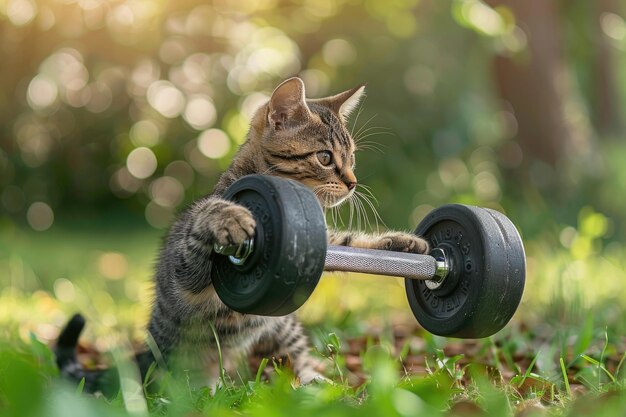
[251,315,326,385]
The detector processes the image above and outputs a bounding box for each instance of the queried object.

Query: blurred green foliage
[1,0,620,229]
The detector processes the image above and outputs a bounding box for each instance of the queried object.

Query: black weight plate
[405,204,525,338]
[212,175,327,316]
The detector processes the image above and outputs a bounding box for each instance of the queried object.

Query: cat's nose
[343,170,357,191]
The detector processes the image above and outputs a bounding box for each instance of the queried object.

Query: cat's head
[251,77,365,208]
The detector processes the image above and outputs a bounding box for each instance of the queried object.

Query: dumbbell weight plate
[212,175,327,316]
[405,204,525,338]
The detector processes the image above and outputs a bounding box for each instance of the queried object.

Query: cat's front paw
[209,204,256,247]
[372,232,429,254]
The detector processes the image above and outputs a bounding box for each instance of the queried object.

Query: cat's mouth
[324,190,354,208]
[310,184,354,209]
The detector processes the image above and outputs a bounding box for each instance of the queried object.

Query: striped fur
[56,78,429,391]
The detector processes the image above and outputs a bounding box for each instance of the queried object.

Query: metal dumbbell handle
[325,245,448,283]
[215,240,450,287]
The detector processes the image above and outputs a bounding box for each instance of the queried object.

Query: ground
[1,216,626,417]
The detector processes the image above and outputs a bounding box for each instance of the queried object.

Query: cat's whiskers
[311,183,354,229]
[355,193,366,231]
[355,132,393,147]
[357,183,380,205]
[355,141,386,154]
[352,120,391,155]
[354,125,392,143]
[355,126,391,138]
[311,184,334,209]
[345,191,359,230]
[336,206,343,229]
[349,100,366,137]
[342,184,386,234]
[357,192,374,231]
[337,205,346,227]
[346,191,363,231]
[347,195,355,230]
[355,189,385,232]
[353,113,378,141]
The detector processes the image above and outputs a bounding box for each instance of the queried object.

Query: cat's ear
[268,77,312,130]
[327,84,366,121]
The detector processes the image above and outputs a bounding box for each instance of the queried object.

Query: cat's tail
[54,313,119,395]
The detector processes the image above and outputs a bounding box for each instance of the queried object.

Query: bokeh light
[322,38,357,67]
[164,160,194,188]
[147,80,186,118]
[130,59,161,96]
[197,129,231,159]
[149,176,184,208]
[98,252,129,280]
[53,278,76,302]
[239,93,269,120]
[601,12,626,41]
[6,0,37,26]
[183,95,217,130]
[145,201,174,229]
[130,120,161,147]
[84,82,113,113]
[27,75,58,110]
[126,147,157,179]
[110,167,143,197]
[26,202,54,231]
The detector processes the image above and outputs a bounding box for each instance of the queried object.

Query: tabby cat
[56,77,429,391]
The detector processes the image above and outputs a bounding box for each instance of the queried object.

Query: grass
[2,325,626,417]
[2,214,626,417]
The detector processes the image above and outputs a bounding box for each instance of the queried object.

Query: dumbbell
[211,175,525,338]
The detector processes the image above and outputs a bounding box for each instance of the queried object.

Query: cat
[55,77,430,392]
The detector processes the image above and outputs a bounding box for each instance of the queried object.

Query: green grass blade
[514,351,539,388]
[145,331,168,371]
[615,351,626,381]
[580,354,616,384]
[207,320,227,390]
[525,353,538,378]
[255,358,269,385]
[581,354,600,366]
[75,377,86,396]
[560,357,571,397]
[600,329,610,386]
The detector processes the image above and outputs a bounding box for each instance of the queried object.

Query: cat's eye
[317,151,333,166]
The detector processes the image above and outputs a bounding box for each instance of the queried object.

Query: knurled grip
[324,245,436,280]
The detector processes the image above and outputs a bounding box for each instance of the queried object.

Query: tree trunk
[591,0,623,135]
[487,0,582,168]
